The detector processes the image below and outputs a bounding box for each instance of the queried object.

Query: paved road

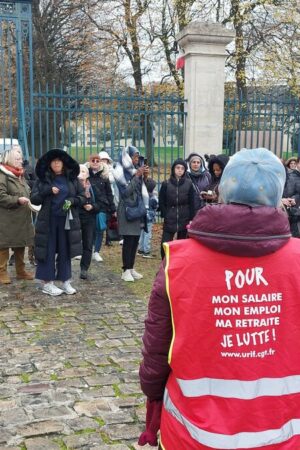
[0,258,153,449]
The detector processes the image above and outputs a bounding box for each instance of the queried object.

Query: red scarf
[1,164,24,177]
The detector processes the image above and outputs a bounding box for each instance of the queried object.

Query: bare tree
[32,0,112,87]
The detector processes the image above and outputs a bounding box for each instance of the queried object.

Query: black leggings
[122,235,140,270]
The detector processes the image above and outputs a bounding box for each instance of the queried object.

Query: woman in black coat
[30,149,85,296]
[205,154,229,203]
[87,154,116,262]
[159,158,194,259]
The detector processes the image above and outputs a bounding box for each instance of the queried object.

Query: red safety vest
[160,238,300,450]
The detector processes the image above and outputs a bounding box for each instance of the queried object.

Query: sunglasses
[91,159,100,163]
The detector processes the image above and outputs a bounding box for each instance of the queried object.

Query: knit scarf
[1,164,24,177]
[113,148,149,207]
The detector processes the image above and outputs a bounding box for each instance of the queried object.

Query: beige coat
[0,165,34,248]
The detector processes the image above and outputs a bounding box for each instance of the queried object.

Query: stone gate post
[176,22,235,157]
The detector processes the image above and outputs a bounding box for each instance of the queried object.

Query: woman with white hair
[0,145,34,284]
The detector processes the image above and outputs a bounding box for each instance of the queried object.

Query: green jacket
[0,165,34,248]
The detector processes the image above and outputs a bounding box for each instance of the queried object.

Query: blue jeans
[138,221,153,254]
[94,230,104,253]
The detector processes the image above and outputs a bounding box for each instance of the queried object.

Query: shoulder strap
[187,173,201,195]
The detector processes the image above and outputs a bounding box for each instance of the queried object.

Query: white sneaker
[62,280,77,295]
[119,240,124,246]
[121,269,134,282]
[74,255,81,260]
[131,269,143,280]
[42,282,63,296]
[93,252,103,262]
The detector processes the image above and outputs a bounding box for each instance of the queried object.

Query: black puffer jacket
[88,168,116,214]
[159,159,194,233]
[285,169,300,201]
[30,149,85,262]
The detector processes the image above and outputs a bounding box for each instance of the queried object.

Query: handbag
[96,212,107,231]
[125,194,146,221]
[107,215,120,241]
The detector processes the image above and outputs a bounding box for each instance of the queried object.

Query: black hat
[171,158,187,176]
[36,148,79,180]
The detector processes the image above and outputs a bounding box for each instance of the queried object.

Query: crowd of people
[2,142,300,448]
[0,143,300,294]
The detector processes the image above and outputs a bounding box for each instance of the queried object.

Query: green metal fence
[30,84,186,185]
[223,90,300,158]
[0,0,33,158]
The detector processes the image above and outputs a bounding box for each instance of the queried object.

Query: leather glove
[138,398,163,446]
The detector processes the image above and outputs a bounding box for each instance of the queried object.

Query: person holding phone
[113,145,149,282]
[186,153,211,215]
[205,154,230,203]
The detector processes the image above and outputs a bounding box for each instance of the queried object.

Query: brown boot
[0,271,11,284]
[14,247,34,280]
[16,272,34,280]
[0,248,11,284]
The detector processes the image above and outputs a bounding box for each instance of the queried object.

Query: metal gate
[32,84,186,184]
[0,0,33,158]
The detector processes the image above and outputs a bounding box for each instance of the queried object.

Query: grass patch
[86,338,96,348]
[53,439,68,450]
[75,428,97,435]
[64,361,73,369]
[20,373,30,383]
[99,431,118,444]
[68,145,183,165]
[113,384,122,397]
[50,373,59,381]
[93,417,106,427]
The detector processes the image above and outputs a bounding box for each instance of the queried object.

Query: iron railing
[31,84,186,186]
[223,90,300,158]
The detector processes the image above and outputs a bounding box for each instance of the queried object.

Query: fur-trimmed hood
[35,149,79,181]
[85,160,109,180]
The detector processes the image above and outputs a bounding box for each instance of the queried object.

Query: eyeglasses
[91,159,100,163]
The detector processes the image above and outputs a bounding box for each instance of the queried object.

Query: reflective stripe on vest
[177,374,300,399]
[164,388,300,449]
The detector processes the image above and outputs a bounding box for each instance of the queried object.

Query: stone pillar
[176,22,235,158]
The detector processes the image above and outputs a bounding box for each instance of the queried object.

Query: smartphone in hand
[200,190,214,199]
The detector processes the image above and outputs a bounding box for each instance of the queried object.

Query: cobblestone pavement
[0,258,154,450]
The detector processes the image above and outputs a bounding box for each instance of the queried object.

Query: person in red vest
[138,147,300,450]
